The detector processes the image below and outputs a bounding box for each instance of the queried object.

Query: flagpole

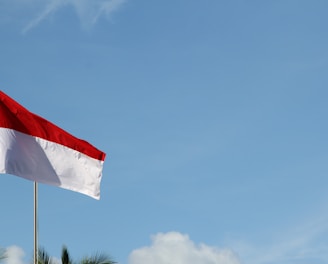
[34,181,38,264]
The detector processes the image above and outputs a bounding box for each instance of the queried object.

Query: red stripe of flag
[0,91,105,161]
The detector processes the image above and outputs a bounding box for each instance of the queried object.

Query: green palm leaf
[80,253,116,264]
[0,248,7,262]
[38,248,51,264]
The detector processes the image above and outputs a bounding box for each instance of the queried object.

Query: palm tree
[37,246,115,264]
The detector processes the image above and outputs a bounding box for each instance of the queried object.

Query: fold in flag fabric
[0,91,106,200]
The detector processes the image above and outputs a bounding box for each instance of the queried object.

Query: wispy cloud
[17,0,126,33]
[71,0,126,30]
[231,211,328,264]
[22,0,66,34]
[128,232,240,264]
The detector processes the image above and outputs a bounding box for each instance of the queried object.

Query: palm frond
[80,253,116,264]
[61,246,72,264]
[38,248,51,264]
[0,248,7,262]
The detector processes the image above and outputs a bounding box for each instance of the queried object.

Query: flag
[0,91,106,200]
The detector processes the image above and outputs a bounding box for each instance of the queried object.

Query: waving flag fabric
[0,91,106,199]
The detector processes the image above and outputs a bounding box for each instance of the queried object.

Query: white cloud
[4,246,25,264]
[128,232,240,264]
[12,0,126,33]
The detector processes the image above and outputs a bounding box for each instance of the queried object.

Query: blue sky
[1,0,328,263]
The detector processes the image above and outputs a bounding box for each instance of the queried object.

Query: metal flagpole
[34,182,38,264]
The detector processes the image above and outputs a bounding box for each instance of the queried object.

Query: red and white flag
[0,91,106,200]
